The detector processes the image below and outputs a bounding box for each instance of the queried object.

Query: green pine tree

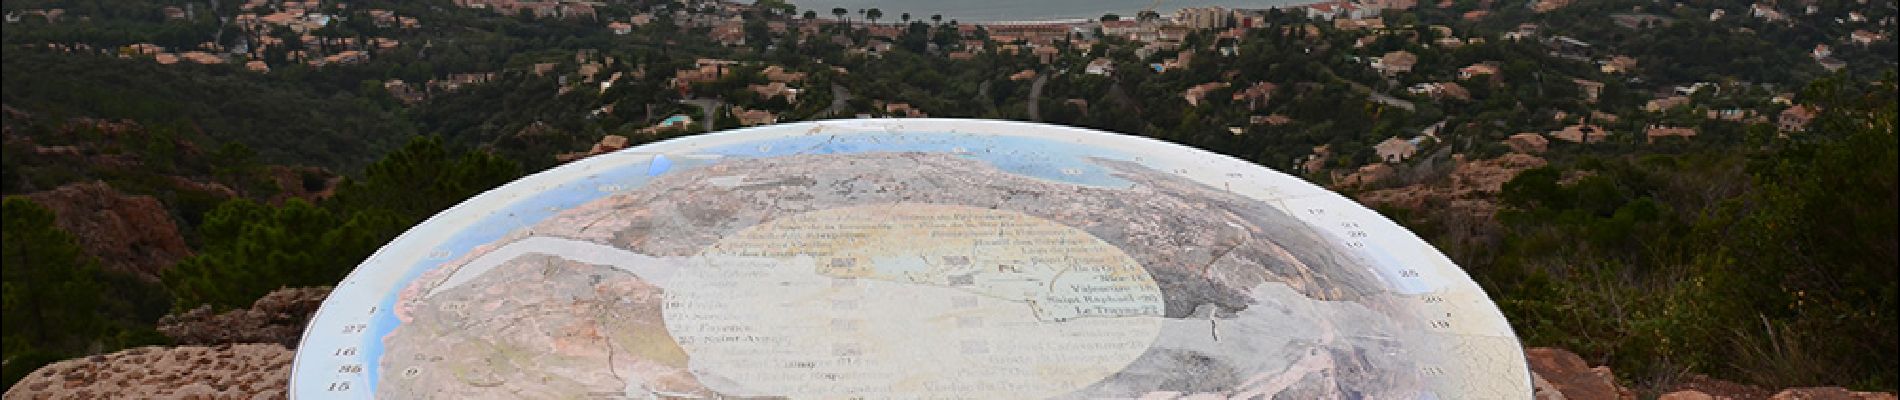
[3,197,168,390]
[164,136,518,311]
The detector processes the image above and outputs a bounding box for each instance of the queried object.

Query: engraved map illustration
[292,119,1533,399]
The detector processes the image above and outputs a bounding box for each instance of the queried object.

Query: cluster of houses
[10,0,1871,175]
[229,0,420,68]
[1516,90,1818,149]
[60,0,422,72]
[387,45,643,105]
[453,0,598,20]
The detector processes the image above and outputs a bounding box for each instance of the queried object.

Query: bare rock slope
[158,287,332,348]
[23,181,193,280]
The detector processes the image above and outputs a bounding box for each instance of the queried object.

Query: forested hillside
[1,52,415,170]
[1387,75,1897,389]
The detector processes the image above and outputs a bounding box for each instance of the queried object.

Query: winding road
[825,84,853,117]
[676,98,725,130]
[1028,72,1050,121]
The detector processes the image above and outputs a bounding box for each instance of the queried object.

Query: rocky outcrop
[1,344,292,400]
[1336,163,1397,188]
[1525,348,1898,400]
[1661,390,1720,400]
[1527,347,1637,400]
[23,181,193,281]
[1770,388,1900,400]
[158,287,332,348]
[1667,374,1777,400]
[1356,153,1547,217]
[166,175,241,198]
[1508,133,1551,154]
[6,287,329,398]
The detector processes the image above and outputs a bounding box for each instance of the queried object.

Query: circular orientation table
[293,119,1531,399]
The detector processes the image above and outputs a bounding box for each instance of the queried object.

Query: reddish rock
[1507,133,1550,154]
[1302,145,1332,173]
[2,344,292,400]
[159,287,332,348]
[1356,153,1547,217]
[1534,370,1567,399]
[1662,390,1718,400]
[1771,388,1899,400]
[1525,347,1635,400]
[166,176,240,199]
[1454,153,1548,193]
[1338,163,1396,188]
[1671,373,1775,400]
[24,181,192,281]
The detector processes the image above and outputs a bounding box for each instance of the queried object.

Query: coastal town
[11,0,1890,160]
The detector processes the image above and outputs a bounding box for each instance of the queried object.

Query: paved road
[678,98,725,130]
[978,80,993,112]
[825,84,853,117]
[1028,72,1049,121]
[1343,81,1415,111]
[1365,92,1415,111]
